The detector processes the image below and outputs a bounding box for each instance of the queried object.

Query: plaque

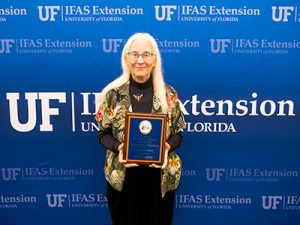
[123,112,167,165]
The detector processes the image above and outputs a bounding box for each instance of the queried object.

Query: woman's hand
[149,142,170,169]
[118,143,139,168]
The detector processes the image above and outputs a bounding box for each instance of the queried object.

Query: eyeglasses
[126,52,156,62]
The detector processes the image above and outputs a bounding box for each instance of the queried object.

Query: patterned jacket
[95,81,186,197]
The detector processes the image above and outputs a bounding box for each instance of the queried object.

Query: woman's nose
[136,55,145,63]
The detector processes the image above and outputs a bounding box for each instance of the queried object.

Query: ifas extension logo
[37,5,143,22]
[154,5,260,22]
[46,193,108,208]
[4,92,296,134]
[205,168,299,183]
[210,38,300,55]
[0,38,92,54]
[0,167,94,182]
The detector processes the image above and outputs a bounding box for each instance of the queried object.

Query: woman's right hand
[118,143,139,168]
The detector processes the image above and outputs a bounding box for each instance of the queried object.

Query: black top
[129,75,153,113]
[98,76,182,153]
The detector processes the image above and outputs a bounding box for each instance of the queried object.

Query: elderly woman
[96,32,186,225]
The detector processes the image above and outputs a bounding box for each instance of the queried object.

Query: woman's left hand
[149,142,170,169]
[118,143,139,168]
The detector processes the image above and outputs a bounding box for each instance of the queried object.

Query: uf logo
[38,6,60,22]
[0,39,15,54]
[271,6,294,22]
[154,5,177,21]
[6,92,66,132]
[210,39,231,53]
[206,168,225,181]
[262,196,283,209]
[46,194,68,207]
[102,39,123,53]
[1,168,21,181]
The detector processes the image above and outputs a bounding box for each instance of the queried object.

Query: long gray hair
[98,32,168,113]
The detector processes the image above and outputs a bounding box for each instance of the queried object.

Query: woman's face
[125,38,156,83]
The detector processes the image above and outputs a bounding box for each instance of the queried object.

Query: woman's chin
[132,75,150,83]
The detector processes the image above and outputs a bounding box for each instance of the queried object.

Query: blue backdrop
[1,1,300,225]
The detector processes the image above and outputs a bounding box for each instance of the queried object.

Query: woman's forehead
[129,39,153,52]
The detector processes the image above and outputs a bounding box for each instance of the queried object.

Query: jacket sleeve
[166,86,186,151]
[98,127,121,153]
[167,87,186,135]
[96,90,120,152]
[166,131,183,152]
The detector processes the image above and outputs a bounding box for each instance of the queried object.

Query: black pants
[107,167,175,225]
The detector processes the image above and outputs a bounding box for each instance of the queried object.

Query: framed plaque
[123,112,167,165]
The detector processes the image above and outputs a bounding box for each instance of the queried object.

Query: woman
[96,32,186,225]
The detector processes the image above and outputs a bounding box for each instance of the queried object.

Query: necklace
[133,93,143,102]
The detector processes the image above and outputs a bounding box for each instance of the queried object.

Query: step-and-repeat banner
[1,1,299,224]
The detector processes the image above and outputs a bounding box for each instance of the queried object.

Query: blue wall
[1,1,300,225]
